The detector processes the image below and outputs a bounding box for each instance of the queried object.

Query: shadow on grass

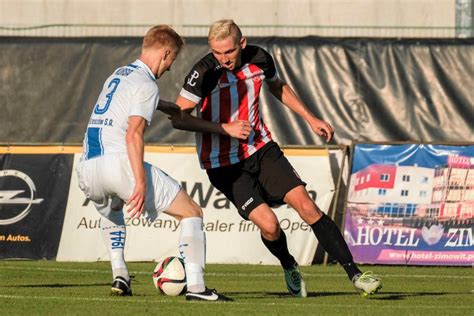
[224,291,458,300]
[223,291,356,298]
[365,291,457,301]
[4,283,110,288]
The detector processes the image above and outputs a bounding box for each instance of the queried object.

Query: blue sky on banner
[351,144,474,173]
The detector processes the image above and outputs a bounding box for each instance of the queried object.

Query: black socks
[341,262,361,281]
[261,229,296,270]
[310,213,361,280]
[260,214,361,280]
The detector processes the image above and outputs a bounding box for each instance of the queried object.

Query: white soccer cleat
[185,288,233,301]
[352,271,382,297]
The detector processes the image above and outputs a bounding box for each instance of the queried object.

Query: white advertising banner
[57,147,335,265]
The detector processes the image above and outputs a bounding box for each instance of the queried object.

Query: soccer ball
[152,256,187,296]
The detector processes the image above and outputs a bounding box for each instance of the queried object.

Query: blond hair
[208,19,242,42]
[142,25,184,52]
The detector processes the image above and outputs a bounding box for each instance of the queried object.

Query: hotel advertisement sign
[344,144,473,266]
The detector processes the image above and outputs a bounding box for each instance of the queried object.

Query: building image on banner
[344,144,474,266]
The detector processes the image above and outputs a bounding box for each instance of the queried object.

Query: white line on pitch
[0,294,471,310]
[0,266,472,279]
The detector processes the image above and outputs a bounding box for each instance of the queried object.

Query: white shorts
[76,153,181,221]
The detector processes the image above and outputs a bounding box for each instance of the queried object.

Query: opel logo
[0,170,44,225]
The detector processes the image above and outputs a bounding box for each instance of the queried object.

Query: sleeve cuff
[179,88,202,104]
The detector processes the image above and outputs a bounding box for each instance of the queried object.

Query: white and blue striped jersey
[82,59,158,160]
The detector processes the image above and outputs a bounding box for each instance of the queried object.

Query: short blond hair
[208,19,242,42]
[142,25,184,52]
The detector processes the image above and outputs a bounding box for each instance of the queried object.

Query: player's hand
[126,181,146,218]
[310,118,334,142]
[222,120,252,139]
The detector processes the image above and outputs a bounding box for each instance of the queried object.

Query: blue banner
[344,144,474,266]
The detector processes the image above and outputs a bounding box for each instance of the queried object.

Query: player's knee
[182,200,203,218]
[189,205,203,218]
[260,221,280,240]
[296,198,322,222]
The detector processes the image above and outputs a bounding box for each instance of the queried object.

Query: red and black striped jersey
[180,45,278,169]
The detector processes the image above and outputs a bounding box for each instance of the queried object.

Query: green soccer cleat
[352,271,382,297]
[284,263,307,297]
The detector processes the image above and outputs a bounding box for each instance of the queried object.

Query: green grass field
[0,260,472,315]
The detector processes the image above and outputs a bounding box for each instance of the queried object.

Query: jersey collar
[131,59,156,81]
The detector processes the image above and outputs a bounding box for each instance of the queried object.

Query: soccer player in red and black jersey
[172,19,382,297]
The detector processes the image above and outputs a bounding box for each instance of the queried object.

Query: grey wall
[1,37,473,146]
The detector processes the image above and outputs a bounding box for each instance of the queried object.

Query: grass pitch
[0,261,472,315]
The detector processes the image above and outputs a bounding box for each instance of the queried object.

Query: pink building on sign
[431,155,474,220]
[347,154,473,222]
[348,164,434,218]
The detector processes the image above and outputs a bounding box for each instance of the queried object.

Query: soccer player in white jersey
[76,25,231,301]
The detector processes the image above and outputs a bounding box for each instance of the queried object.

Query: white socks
[100,209,205,291]
[101,210,129,282]
[179,217,206,293]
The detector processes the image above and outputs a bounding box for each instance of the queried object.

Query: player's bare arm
[267,78,334,142]
[125,116,147,218]
[168,98,252,139]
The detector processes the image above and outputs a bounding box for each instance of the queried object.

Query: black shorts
[206,141,306,220]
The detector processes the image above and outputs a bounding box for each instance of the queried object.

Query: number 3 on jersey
[94,78,121,114]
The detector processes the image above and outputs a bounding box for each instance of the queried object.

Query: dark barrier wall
[1,37,473,145]
[0,154,72,259]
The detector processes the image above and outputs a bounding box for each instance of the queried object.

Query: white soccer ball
[152,256,187,296]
